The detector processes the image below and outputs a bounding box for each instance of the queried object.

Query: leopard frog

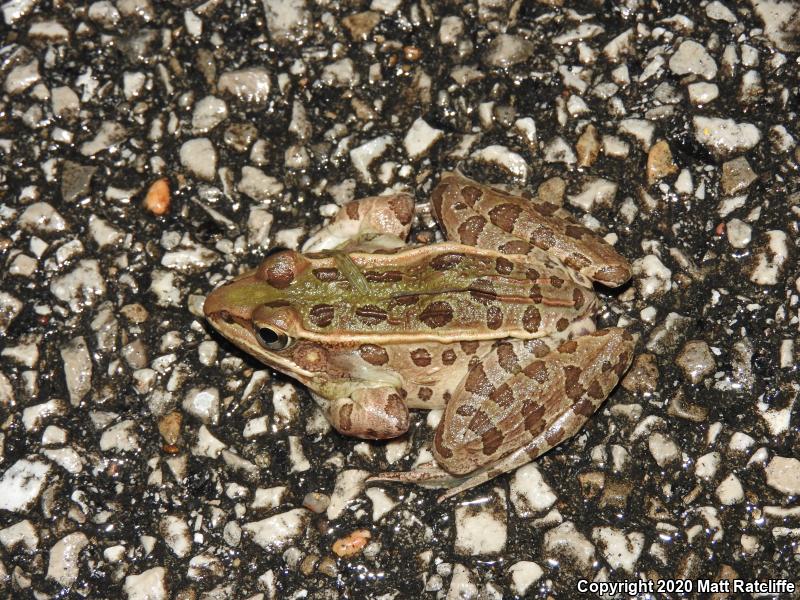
[203,172,634,500]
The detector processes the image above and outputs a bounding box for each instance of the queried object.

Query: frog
[203,172,635,500]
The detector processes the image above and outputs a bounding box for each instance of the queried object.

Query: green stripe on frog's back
[290,244,595,339]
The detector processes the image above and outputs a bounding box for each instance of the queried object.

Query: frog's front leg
[370,328,634,499]
[314,386,410,440]
[302,193,415,253]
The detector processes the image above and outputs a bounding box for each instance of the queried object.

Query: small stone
[471,145,528,181]
[483,34,534,68]
[706,1,736,22]
[61,161,97,202]
[124,567,168,600]
[543,136,576,164]
[646,140,679,184]
[243,508,311,551]
[180,138,217,181]
[403,117,443,159]
[0,520,39,552]
[675,340,715,384]
[61,336,92,405]
[749,230,788,286]
[262,0,310,44]
[648,432,680,466]
[542,521,595,572]
[508,561,543,596]
[342,11,381,41]
[192,95,228,132]
[439,15,464,45]
[143,178,171,215]
[218,67,271,104]
[51,85,80,119]
[591,527,644,573]
[687,82,718,105]
[510,464,557,516]
[716,473,744,505]
[618,118,655,150]
[80,121,126,156]
[182,387,220,425]
[238,166,284,202]
[576,124,600,167]
[158,411,182,446]
[695,451,720,479]
[567,178,617,212]
[669,39,718,80]
[327,469,369,520]
[160,515,191,558]
[621,353,659,394]
[332,529,371,557]
[350,135,393,183]
[632,255,672,298]
[693,116,761,159]
[765,456,800,495]
[720,156,757,195]
[726,218,751,248]
[302,492,330,514]
[19,202,67,233]
[4,59,40,94]
[0,458,52,512]
[454,487,507,555]
[321,58,358,87]
[46,532,89,587]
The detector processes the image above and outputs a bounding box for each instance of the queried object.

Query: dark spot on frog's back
[312,267,340,282]
[522,306,542,333]
[356,305,388,325]
[309,304,335,327]
[488,203,522,233]
[495,257,514,275]
[430,252,465,271]
[419,301,454,328]
[345,201,360,220]
[365,270,403,283]
[460,185,483,206]
[358,344,389,366]
[388,194,414,225]
[410,348,432,367]
[457,215,486,245]
[499,240,532,255]
[486,306,503,329]
[481,426,503,456]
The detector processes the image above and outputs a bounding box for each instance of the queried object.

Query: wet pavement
[1,0,799,598]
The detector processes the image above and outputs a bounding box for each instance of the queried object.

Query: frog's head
[203,250,336,385]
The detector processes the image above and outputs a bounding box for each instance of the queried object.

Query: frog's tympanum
[204,172,634,500]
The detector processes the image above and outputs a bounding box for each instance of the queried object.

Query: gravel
[2,0,798,597]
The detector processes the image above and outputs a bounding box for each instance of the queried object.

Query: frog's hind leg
[370,328,634,500]
[302,193,415,253]
[431,172,631,287]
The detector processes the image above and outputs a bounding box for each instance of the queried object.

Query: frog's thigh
[431,173,631,286]
[433,328,635,477]
[302,193,415,252]
[325,386,410,440]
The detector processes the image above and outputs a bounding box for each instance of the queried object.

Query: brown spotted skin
[204,175,634,500]
[432,172,632,287]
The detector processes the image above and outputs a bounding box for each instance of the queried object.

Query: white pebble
[180,138,217,181]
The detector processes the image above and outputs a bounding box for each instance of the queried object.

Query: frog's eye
[255,327,292,351]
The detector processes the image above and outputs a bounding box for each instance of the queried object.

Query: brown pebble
[621,353,659,394]
[576,124,600,167]
[158,411,182,446]
[120,303,149,323]
[300,554,319,575]
[332,529,371,557]
[318,556,338,577]
[404,45,423,61]
[646,139,678,185]
[143,178,171,215]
